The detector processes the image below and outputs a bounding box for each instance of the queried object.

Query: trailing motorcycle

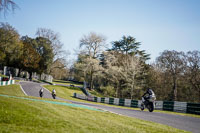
[39,88,43,98]
[52,93,56,99]
[140,94,156,112]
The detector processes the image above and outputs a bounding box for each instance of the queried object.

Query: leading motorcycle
[140,94,156,112]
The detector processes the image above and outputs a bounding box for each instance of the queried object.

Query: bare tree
[186,51,200,102]
[121,55,142,99]
[74,55,102,89]
[36,28,69,75]
[156,50,186,101]
[80,32,106,58]
[77,32,106,89]
[0,0,19,17]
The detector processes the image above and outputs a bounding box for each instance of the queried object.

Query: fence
[74,93,200,115]
[0,80,15,86]
[1,66,53,83]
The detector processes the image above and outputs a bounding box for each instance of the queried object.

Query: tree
[50,59,69,79]
[35,37,54,74]
[106,35,149,98]
[20,36,54,78]
[102,51,123,97]
[80,32,106,58]
[0,22,22,67]
[121,55,142,99]
[74,53,103,89]
[186,51,200,102]
[78,32,106,89]
[156,50,186,101]
[111,36,150,61]
[0,0,18,17]
[36,28,68,75]
[21,36,41,79]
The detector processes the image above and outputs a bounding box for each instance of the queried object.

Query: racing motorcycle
[39,88,43,98]
[140,94,156,112]
[52,93,56,99]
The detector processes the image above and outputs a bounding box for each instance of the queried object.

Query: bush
[100,86,115,97]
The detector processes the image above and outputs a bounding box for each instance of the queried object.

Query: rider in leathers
[142,88,155,104]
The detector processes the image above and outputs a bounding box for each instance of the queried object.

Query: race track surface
[19,81,200,133]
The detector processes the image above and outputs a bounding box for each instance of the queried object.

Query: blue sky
[1,0,200,62]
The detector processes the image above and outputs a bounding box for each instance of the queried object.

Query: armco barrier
[73,93,200,115]
[187,103,200,115]
[174,101,187,113]
[131,100,138,108]
[101,97,105,103]
[119,98,125,106]
[0,80,15,86]
[109,98,114,105]
[163,101,174,111]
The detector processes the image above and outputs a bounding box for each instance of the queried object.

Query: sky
[1,0,200,63]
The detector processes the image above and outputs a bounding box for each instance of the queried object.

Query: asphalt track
[19,81,200,133]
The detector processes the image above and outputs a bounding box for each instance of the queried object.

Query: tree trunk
[130,85,134,100]
[29,72,32,81]
[17,68,21,77]
[90,71,93,90]
[199,88,200,103]
[173,77,177,101]
[115,85,119,98]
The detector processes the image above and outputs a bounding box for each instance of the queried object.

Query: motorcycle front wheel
[148,103,154,112]
[140,104,144,111]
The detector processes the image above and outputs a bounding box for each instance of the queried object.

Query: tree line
[0,22,199,103]
[0,22,68,79]
[73,32,200,103]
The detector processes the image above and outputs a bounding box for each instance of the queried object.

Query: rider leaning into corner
[39,88,44,97]
[52,89,56,95]
[142,88,156,103]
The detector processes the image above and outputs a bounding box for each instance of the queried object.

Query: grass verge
[0,95,188,133]
[0,84,25,96]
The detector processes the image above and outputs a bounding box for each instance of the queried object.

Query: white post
[3,66,7,75]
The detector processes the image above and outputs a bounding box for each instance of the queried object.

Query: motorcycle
[52,93,56,99]
[39,89,43,98]
[140,94,156,112]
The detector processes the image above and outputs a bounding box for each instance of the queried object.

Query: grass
[53,79,83,87]
[0,84,25,96]
[43,85,84,100]
[0,95,188,133]
[0,83,194,132]
[52,79,104,97]
[0,74,8,78]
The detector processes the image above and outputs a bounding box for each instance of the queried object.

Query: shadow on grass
[57,85,82,91]
[53,80,71,84]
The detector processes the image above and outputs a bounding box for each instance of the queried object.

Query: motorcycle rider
[142,88,155,104]
[52,89,56,98]
[39,88,44,97]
